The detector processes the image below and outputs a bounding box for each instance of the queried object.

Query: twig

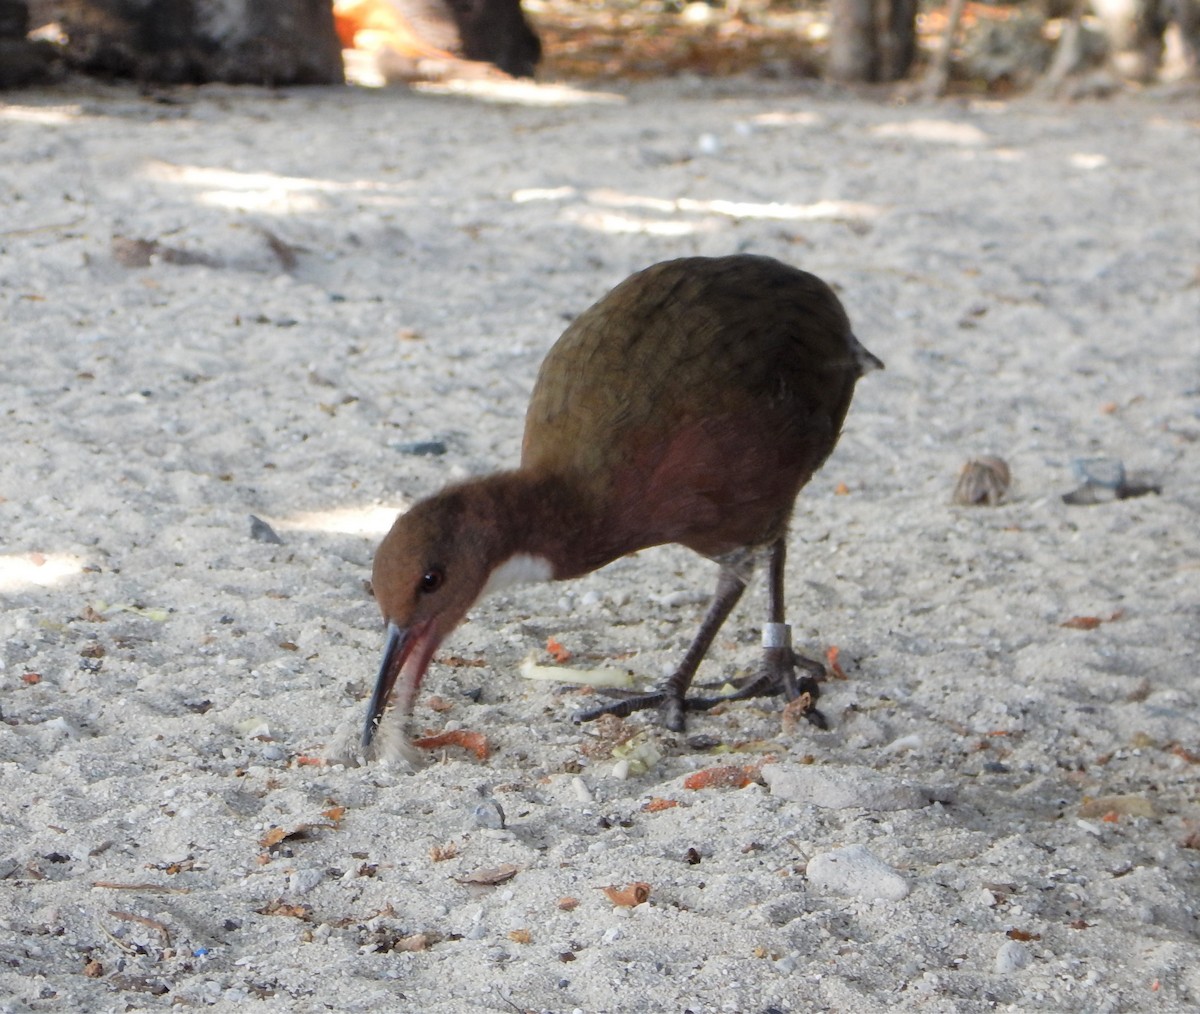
[922,0,968,98]
[108,910,173,949]
[92,880,191,894]
[1036,0,1088,97]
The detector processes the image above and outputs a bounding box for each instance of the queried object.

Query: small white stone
[572,776,594,803]
[289,868,324,894]
[995,940,1031,974]
[762,763,954,810]
[806,844,909,901]
[611,759,630,781]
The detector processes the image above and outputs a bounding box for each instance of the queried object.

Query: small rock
[472,799,506,830]
[289,868,324,895]
[249,515,283,544]
[806,844,909,901]
[761,763,955,810]
[953,456,1011,506]
[1071,456,1125,488]
[571,777,594,803]
[994,939,1031,974]
[393,440,447,456]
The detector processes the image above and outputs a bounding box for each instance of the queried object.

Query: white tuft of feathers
[324,715,423,771]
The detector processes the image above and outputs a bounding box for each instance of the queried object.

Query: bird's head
[362,490,494,750]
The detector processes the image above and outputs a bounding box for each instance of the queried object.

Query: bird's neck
[461,469,620,585]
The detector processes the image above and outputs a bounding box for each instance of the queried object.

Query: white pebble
[610,759,630,781]
[44,716,81,739]
[472,799,506,830]
[572,776,594,803]
[995,940,1031,974]
[288,868,324,894]
[883,733,922,755]
[806,844,909,901]
[762,763,953,811]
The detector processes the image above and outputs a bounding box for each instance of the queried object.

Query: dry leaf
[683,763,761,791]
[546,637,573,663]
[412,729,490,760]
[256,899,313,920]
[1061,616,1102,630]
[602,882,651,908]
[258,821,336,849]
[1170,744,1200,764]
[1006,928,1041,941]
[259,827,288,848]
[454,863,519,886]
[557,896,580,911]
[825,645,847,679]
[322,806,346,825]
[438,655,486,668]
[83,959,104,977]
[780,692,817,734]
[642,797,679,812]
[393,933,429,952]
[21,673,41,685]
[429,841,460,862]
[1079,794,1155,819]
[508,929,532,944]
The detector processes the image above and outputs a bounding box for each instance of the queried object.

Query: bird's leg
[689,537,828,729]
[573,567,747,732]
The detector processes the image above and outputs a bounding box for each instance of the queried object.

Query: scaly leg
[573,566,746,732]
[574,538,828,731]
[691,537,827,729]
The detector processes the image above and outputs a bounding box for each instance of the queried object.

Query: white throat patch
[480,553,553,599]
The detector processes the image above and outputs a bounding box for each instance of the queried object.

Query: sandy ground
[1,75,1198,1013]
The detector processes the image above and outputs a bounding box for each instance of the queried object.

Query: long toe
[573,685,692,731]
[572,689,670,724]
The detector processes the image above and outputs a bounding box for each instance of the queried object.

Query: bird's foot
[694,646,828,730]
[572,687,685,731]
[572,647,828,732]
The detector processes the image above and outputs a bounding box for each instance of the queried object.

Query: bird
[362,253,882,753]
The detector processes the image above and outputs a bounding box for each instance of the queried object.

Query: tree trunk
[828,0,878,81]
[827,0,917,82]
[878,0,918,80]
[922,0,968,96]
[27,0,344,84]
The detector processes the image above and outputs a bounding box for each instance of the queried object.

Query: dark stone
[249,515,284,545]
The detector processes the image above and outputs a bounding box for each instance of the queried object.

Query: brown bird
[363,254,882,752]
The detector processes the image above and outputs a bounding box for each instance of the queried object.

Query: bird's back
[522,255,880,565]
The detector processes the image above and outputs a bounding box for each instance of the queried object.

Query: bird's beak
[362,621,410,749]
[362,618,442,751]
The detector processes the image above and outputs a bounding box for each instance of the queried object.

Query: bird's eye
[419,568,444,594]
